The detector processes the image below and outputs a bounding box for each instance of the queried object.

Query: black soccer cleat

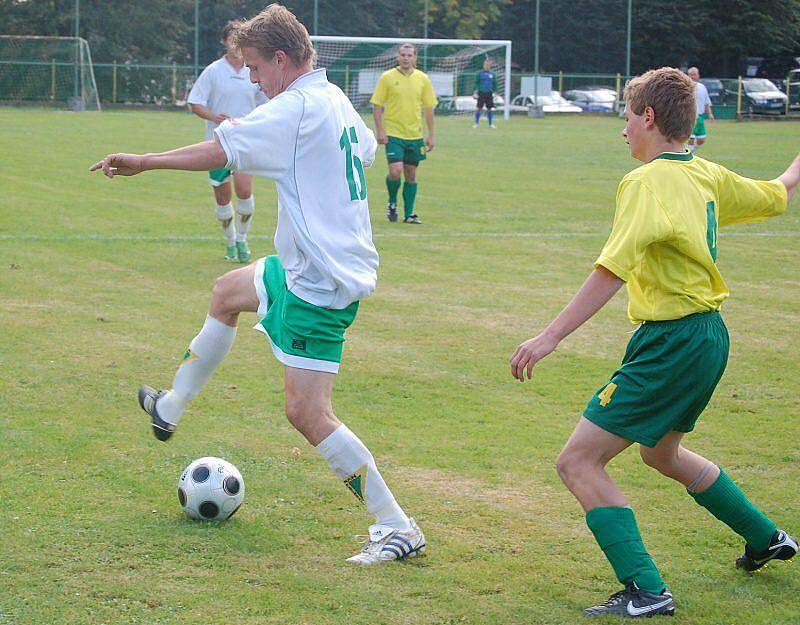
[138,385,176,441]
[403,214,422,224]
[387,203,398,223]
[736,529,798,572]
[584,582,675,618]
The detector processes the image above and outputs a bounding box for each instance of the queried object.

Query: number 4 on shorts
[598,382,618,407]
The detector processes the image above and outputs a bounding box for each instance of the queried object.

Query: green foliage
[1,109,800,624]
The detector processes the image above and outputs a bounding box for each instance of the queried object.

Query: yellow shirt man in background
[371,43,437,224]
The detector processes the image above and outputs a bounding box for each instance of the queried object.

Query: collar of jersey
[284,68,328,92]
[394,66,416,77]
[651,150,693,163]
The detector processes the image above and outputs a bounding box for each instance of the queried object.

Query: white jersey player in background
[187,20,268,263]
[687,66,714,153]
[91,3,425,564]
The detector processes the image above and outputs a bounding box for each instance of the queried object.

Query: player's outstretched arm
[778,152,800,204]
[509,266,623,382]
[90,139,227,178]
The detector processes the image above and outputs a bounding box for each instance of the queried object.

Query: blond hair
[235,4,316,67]
[625,67,696,142]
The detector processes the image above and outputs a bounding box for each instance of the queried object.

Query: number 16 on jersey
[339,126,367,201]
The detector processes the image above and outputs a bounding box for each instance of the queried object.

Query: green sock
[586,506,666,594]
[688,469,776,552]
[386,176,401,204]
[402,182,418,218]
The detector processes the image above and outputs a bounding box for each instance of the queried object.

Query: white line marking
[1,231,799,242]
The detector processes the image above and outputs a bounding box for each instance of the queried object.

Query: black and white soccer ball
[177,457,245,521]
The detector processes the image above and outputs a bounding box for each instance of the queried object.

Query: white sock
[316,424,411,531]
[216,203,236,247]
[156,315,237,425]
[235,196,255,243]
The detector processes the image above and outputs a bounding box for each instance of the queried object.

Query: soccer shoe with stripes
[236,241,251,263]
[346,518,426,565]
[386,202,398,223]
[403,214,422,224]
[225,245,238,262]
[736,529,798,572]
[584,582,675,618]
[137,385,176,442]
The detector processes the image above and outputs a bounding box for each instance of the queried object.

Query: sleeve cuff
[213,125,235,170]
[594,256,629,282]
[772,178,789,215]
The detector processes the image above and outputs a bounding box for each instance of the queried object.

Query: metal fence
[2,58,798,119]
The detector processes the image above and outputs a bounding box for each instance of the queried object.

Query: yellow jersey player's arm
[370,73,389,144]
[716,167,789,228]
[779,152,800,204]
[594,178,674,282]
[422,75,438,151]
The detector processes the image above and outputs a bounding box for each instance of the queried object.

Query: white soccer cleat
[472,123,479,129]
[346,518,426,564]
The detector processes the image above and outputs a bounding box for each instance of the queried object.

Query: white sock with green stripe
[156,315,237,425]
[216,203,236,247]
[235,196,254,243]
[316,424,411,531]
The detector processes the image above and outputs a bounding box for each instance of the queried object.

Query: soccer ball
[177,457,245,521]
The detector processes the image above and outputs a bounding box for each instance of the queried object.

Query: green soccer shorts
[386,136,427,165]
[691,116,707,139]
[252,255,359,374]
[583,311,729,447]
[208,167,233,187]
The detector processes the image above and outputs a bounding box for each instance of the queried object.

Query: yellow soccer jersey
[370,67,438,140]
[595,151,788,323]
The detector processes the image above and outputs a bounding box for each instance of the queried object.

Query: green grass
[1,109,799,625]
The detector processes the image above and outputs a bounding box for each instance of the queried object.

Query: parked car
[726,78,788,114]
[699,78,726,105]
[563,88,617,111]
[511,92,582,114]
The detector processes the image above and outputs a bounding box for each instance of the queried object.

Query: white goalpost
[0,35,101,111]
[311,35,513,120]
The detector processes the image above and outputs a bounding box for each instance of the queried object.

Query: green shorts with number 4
[252,255,358,374]
[208,167,233,187]
[584,311,729,447]
[691,115,707,139]
[386,136,427,165]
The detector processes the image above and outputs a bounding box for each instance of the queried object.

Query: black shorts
[477,91,494,110]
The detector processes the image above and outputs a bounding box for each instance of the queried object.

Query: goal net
[311,36,512,119]
[0,35,101,111]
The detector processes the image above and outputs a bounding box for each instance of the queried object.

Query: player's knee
[556,448,584,485]
[639,445,674,472]
[284,394,332,433]
[388,167,402,180]
[697,138,706,146]
[210,272,238,313]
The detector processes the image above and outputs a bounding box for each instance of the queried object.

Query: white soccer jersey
[215,68,379,310]
[187,57,268,140]
[695,82,712,115]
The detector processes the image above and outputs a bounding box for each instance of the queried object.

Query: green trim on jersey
[651,150,694,162]
[255,255,358,371]
[583,311,729,447]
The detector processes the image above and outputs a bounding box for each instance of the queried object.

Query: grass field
[1,109,799,625]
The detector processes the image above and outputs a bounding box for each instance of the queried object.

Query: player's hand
[90,153,145,178]
[509,332,559,382]
[212,113,230,125]
[376,130,388,145]
[426,135,435,152]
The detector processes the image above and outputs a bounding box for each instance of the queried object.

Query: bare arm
[509,266,624,382]
[424,107,435,152]
[189,103,229,125]
[90,139,227,178]
[705,103,715,120]
[778,151,800,204]
[372,105,387,144]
